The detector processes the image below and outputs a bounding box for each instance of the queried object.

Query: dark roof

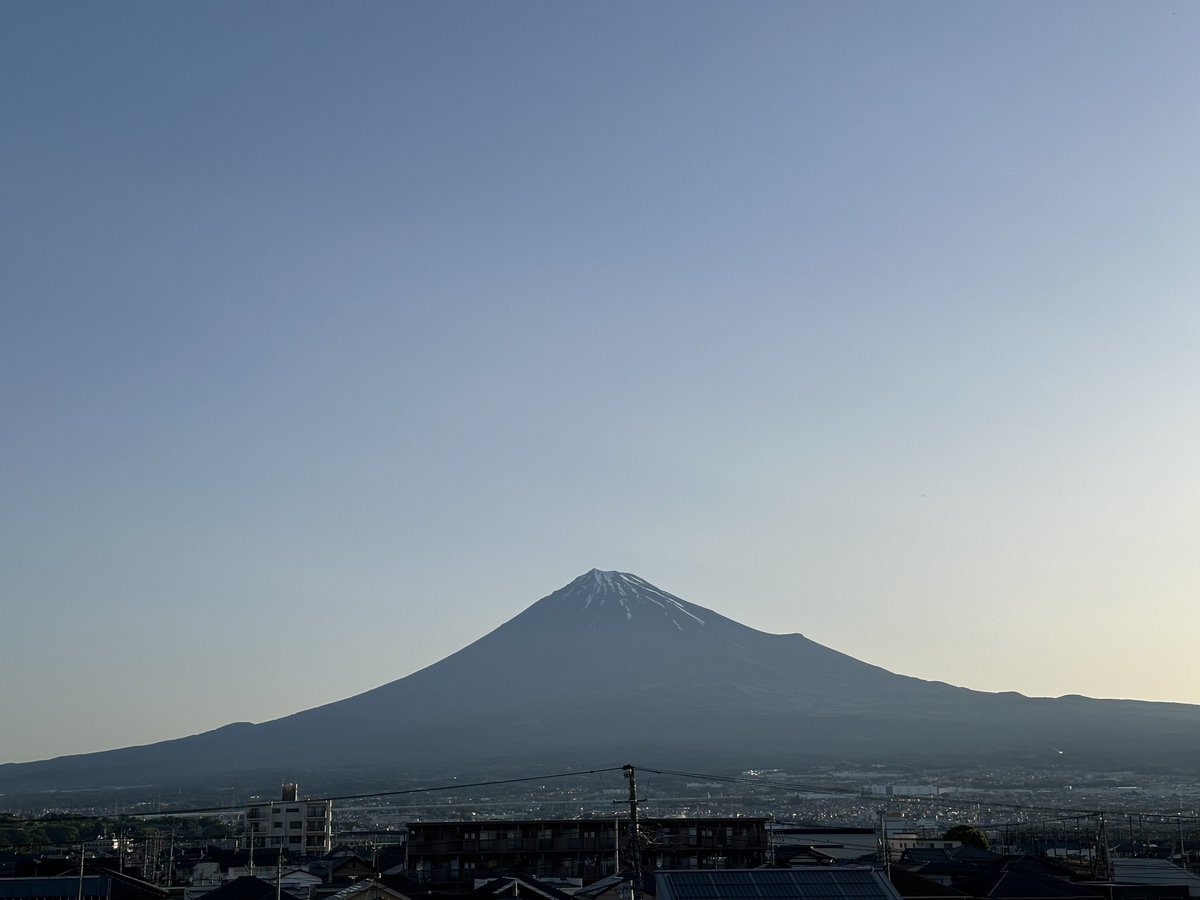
[902,849,1000,868]
[0,876,116,899]
[655,868,904,900]
[1112,859,1200,889]
[951,848,1003,863]
[200,875,306,900]
[778,848,840,866]
[886,870,970,899]
[375,874,431,896]
[576,875,626,899]
[952,861,1098,900]
[326,881,415,900]
[776,837,881,859]
[900,848,1002,882]
[773,829,878,837]
[466,875,576,900]
[0,864,167,900]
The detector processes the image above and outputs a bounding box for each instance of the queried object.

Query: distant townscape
[3,769,1200,900]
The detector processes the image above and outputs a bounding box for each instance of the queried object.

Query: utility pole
[1095,814,1112,881]
[877,810,890,879]
[623,765,642,900]
[1178,816,1187,870]
[613,816,620,875]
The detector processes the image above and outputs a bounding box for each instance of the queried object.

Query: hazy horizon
[3,2,1198,765]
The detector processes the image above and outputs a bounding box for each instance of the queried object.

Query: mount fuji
[4,569,1200,798]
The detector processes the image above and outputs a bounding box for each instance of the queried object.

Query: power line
[118,767,628,818]
[22,762,1200,825]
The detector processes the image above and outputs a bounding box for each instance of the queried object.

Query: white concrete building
[244,784,333,856]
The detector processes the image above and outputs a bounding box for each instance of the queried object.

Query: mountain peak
[537,569,708,629]
[10,566,1200,797]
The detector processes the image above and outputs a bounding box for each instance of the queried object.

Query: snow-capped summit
[8,567,1200,799]
[536,568,707,630]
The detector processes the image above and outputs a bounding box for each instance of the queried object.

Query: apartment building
[244,784,333,856]
[407,817,767,888]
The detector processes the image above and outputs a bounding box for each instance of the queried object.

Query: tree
[202,820,235,839]
[43,823,79,844]
[943,825,989,850]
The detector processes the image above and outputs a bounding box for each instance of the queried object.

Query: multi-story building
[244,784,333,856]
[406,817,767,888]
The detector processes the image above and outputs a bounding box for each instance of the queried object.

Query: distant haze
[4,569,1199,800]
[2,2,1198,764]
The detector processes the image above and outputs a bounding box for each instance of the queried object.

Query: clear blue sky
[2,2,1198,764]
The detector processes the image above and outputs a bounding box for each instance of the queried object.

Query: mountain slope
[4,569,1200,797]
